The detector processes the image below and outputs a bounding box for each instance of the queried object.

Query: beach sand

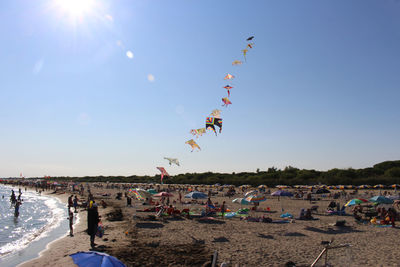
[18,186,400,267]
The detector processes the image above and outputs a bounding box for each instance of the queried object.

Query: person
[126,196,132,207]
[14,200,21,217]
[73,195,79,213]
[68,210,74,236]
[221,201,226,219]
[87,203,100,247]
[10,190,16,205]
[68,195,73,211]
[178,191,182,204]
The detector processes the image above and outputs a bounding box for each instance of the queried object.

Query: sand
[17,186,400,267]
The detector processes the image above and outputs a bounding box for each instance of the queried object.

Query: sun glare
[54,0,96,20]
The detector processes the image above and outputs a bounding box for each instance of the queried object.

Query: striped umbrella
[245,195,266,202]
[244,190,258,197]
[345,198,368,207]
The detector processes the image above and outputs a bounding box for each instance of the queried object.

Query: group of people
[10,189,23,217]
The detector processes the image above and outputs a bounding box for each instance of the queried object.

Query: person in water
[14,200,21,217]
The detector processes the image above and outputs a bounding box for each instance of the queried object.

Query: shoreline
[0,186,71,267]
[17,191,83,267]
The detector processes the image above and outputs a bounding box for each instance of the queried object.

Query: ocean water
[0,185,69,267]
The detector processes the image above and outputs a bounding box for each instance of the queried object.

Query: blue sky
[0,0,400,177]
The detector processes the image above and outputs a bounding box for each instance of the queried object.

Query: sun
[53,0,96,20]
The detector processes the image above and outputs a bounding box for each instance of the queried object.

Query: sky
[0,0,400,177]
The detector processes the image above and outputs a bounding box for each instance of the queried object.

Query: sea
[0,185,69,267]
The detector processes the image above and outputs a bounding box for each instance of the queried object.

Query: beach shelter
[271,190,293,197]
[184,191,208,199]
[70,251,126,267]
[147,189,157,194]
[153,192,174,197]
[232,198,251,205]
[369,196,394,204]
[345,198,368,207]
[315,188,330,194]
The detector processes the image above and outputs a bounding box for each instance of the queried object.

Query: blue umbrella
[184,191,208,199]
[271,190,293,197]
[369,196,394,204]
[70,251,126,267]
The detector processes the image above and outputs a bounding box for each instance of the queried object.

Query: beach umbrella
[232,198,251,205]
[369,196,394,204]
[153,192,174,197]
[245,195,266,202]
[358,185,371,189]
[271,190,293,197]
[374,184,385,189]
[184,191,208,199]
[391,184,400,189]
[258,185,267,189]
[244,190,258,197]
[345,198,368,207]
[70,251,126,267]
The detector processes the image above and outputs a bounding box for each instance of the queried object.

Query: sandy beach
[11,184,400,267]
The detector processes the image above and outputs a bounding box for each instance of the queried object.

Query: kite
[156,167,169,183]
[232,60,243,66]
[186,139,201,152]
[206,117,222,135]
[247,36,254,41]
[242,49,248,61]
[190,128,206,138]
[164,157,180,166]
[223,85,233,97]
[224,73,235,80]
[222,97,232,107]
[247,43,254,49]
[210,109,222,118]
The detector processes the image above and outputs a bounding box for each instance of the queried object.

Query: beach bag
[96,222,104,238]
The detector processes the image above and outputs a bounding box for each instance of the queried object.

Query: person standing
[68,210,74,236]
[73,195,79,213]
[68,195,73,211]
[87,203,100,247]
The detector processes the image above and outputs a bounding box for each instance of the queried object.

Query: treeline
[29,160,400,187]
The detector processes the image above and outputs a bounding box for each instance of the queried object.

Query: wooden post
[211,250,218,267]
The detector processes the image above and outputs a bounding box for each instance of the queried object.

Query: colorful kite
[164,157,180,166]
[156,167,169,183]
[223,85,233,97]
[232,60,243,66]
[222,97,232,107]
[242,49,248,61]
[190,128,206,138]
[206,117,222,135]
[224,73,235,80]
[210,109,222,118]
[186,139,201,152]
[247,36,254,41]
[247,43,254,49]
